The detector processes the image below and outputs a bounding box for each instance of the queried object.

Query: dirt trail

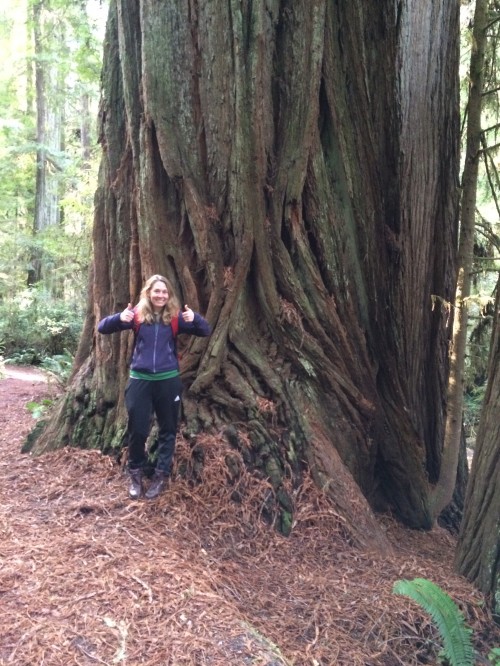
[0,366,499,666]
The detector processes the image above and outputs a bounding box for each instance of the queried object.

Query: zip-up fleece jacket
[97,311,211,375]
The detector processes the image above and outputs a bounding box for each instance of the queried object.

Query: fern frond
[393,578,475,666]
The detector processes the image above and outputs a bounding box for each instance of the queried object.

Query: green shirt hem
[129,369,180,381]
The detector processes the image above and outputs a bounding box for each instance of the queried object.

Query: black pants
[125,376,182,473]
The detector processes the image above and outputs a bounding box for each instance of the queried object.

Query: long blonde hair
[135,274,180,325]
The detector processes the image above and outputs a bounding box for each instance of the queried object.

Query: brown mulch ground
[1,366,499,666]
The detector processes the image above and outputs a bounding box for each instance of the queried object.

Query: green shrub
[489,647,500,665]
[0,286,84,360]
[463,383,487,440]
[26,398,54,419]
[40,350,74,382]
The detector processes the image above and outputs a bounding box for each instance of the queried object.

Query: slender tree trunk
[26,1,34,117]
[29,0,63,287]
[80,92,92,169]
[432,0,488,517]
[29,0,461,546]
[29,0,46,286]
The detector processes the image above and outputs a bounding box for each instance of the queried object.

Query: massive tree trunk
[29,0,460,545]
[456,282,500,619]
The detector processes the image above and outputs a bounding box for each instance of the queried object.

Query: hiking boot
[145,470,168,499]
[128,468,143,499]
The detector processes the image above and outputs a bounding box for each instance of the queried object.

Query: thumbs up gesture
[120,303,135,322]
[182,304,194,323]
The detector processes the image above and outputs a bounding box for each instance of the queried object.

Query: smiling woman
[97,274,211,500]
[132,274,179,326]
[149,280,168,310]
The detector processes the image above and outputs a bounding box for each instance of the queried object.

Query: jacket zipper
[153,321,159,373]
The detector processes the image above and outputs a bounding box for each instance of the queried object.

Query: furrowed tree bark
[28,0,461,547]
[456,283,500,619]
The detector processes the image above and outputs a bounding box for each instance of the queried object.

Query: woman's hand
[120,303,134,322]
[182,304,194,323]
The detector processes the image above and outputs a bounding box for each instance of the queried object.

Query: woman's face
[149,280,169,311]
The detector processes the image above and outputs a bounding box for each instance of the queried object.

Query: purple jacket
[97,311,211,375]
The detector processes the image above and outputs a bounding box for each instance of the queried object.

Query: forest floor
[1,365,500,666]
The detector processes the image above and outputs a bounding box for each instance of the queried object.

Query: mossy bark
[30,0,461,546]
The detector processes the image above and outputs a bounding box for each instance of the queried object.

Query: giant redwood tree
[30,0,461,547]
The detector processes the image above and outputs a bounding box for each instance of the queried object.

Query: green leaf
[393,578,475,666]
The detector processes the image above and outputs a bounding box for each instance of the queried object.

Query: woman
[98,274,211,499]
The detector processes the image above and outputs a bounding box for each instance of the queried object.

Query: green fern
[393,578,475,666]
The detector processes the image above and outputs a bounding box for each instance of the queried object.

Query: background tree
[30,0,461,546]
[0,0,105,364]
[0,0,104,295]
[28,0,66,286]
[0,0,36,294]
[456,280,500,618]
[454,0,500,618]
[27,0,101,288]
[437,0,489,519]
[460,0,500,429]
